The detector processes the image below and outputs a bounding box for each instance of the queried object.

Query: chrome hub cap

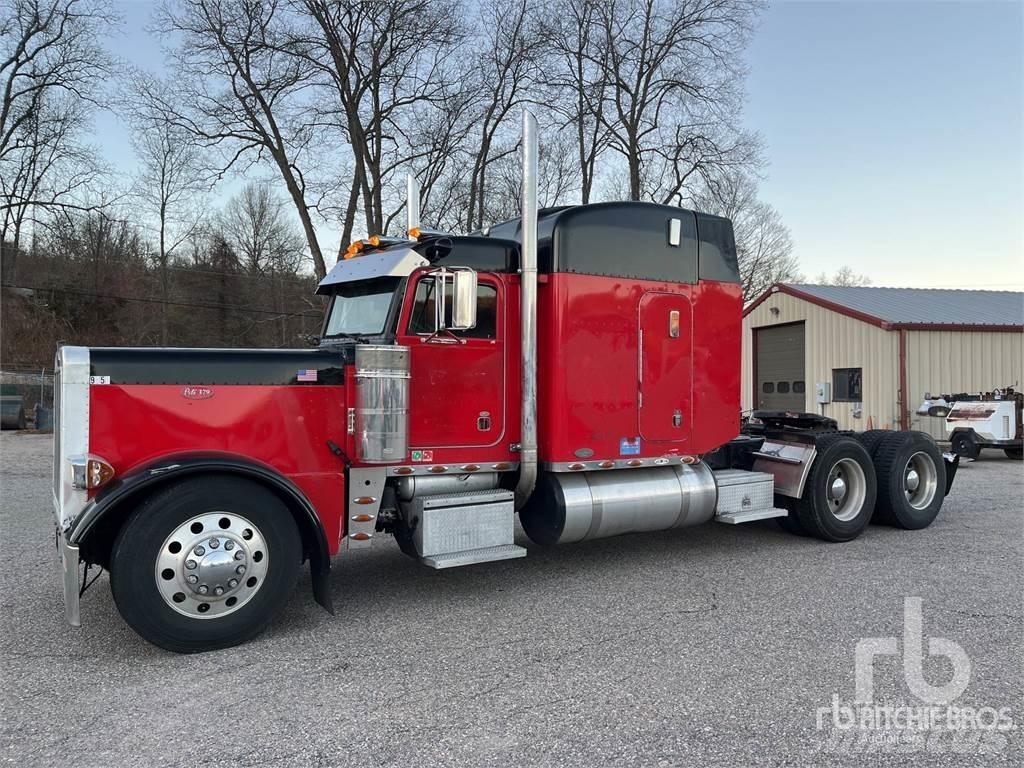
[904,452,938,510]
[829,476,848,503]
[156,512,268,619]
[825,458,867,522]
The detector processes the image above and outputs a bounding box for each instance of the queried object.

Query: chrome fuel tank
[519,462,717,545]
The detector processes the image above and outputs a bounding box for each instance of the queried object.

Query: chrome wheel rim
[826,458,867,522]
[155,512,268,619]
[904,451,938,510]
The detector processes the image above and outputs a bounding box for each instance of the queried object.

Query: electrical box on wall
[815,382,831,404]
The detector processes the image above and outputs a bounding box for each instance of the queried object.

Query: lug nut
[236,565,246,575]
[213,586,224,596]
[187,574,198,584]
[185,559,197,570]
[194,546,205,556]
[208,538,219,549]
[234,551,244,561]
[224,540,234,551]
[197,585,209,595]
[228,579,238,588]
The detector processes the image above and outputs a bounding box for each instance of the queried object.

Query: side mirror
[450,269,477,330]
[433,267,477,332]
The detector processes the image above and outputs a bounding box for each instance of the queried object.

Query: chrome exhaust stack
[406,173,420,235]
[515,110,539,509]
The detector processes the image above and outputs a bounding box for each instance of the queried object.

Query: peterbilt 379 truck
[51,114,959,652]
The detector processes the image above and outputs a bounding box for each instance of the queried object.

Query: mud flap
[942,452,960,496]
[310,556,334,614]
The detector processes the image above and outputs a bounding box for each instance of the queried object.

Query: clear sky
[95,0,1023,287]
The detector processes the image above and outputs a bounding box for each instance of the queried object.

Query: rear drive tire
[795,434,877,542]
[1004,446,1023,460]
[950,431,980,460]
[110,476,301,653]
[872,432,946,529]
[856,429,890,457]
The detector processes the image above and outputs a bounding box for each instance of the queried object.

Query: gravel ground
[1,432,1021,767]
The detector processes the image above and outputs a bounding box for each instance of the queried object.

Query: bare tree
[221,182,305,276]
[693,171,799,301]
[131,104,206,343]
[463,0,544,230]
[0,0,116,160]
[148,0,328,278]
[220,182,306,344]
[543,0,610,204]
[815,266,872,287]
[1,0,116,280]
[293,0,464,249]
[592,0,761,204]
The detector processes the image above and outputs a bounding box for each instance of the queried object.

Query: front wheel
[110,476,301,653]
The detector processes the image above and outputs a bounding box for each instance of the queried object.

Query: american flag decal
[297,368,318,383]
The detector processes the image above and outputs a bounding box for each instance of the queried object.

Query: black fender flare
[69,455,334,614]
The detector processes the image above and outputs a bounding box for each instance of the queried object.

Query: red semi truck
[51,114,959,652]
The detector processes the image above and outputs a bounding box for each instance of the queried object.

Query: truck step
[410,489,522,568]
[422,544,527,569]
[715,507,789,524]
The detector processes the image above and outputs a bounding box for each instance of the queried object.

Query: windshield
[324,277,400,337]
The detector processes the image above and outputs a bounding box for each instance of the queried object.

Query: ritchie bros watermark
[816,597,1015,754]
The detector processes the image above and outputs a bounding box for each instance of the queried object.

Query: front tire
[110,476,301,653]
[795,435,877,542]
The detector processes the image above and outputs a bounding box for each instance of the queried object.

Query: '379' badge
[182,386,214,400]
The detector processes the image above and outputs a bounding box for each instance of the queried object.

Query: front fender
[69,454,334,614]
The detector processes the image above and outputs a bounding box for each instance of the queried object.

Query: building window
[777,381,790,394]
[793,381,805,394]
[832,368,862,402]
[762,382,774,394]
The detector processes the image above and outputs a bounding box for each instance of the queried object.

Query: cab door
[397,273,505,449]
[639,292,693,442]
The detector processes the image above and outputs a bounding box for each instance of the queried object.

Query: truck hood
[87,347,348,386]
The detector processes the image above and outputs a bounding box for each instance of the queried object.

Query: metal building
[741,284,1024,439]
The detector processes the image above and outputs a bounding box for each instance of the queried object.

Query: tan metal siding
[905,330,1024,439]
[742,292,900,431]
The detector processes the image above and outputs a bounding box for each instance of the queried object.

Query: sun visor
[316,246,429,294]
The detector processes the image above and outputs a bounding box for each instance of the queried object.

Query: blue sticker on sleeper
[619,437,641,455]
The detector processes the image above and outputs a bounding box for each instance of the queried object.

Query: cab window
[408,278,498,339]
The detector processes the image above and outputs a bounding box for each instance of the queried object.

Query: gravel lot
[1,432,1021,767]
